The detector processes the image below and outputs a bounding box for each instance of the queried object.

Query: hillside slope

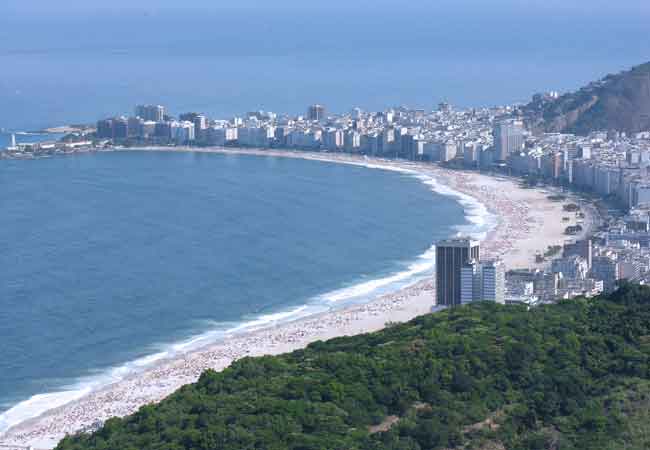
[525,63,650,135]
[57,283,650,450]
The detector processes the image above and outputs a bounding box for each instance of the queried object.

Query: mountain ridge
[524,62,650,135]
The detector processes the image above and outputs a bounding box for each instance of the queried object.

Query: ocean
[0,150,478,432]
[0,3,648,131]
[0,0,646,435]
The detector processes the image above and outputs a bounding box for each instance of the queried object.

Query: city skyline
[8,83,645,305]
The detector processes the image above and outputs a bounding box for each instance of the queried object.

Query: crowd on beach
[0,150,582,450]
[3,277,436,449]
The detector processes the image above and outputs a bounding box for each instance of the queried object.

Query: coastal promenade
[0,148,596,450]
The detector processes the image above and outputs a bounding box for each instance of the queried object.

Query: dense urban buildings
[493,119,525,161]
[9,97,650,305]
[135,104,165,122]
[81,99,650,217]
[307,104,326,122]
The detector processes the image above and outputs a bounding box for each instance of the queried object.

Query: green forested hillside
[57,283,650,450]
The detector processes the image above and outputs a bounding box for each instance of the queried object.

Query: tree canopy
[57,282,650,450]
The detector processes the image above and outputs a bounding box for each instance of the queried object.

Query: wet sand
[0,149,595,450]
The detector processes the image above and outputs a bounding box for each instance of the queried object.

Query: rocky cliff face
[524,62,650,135]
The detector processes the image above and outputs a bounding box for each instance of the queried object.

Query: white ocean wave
[0,157,497,437]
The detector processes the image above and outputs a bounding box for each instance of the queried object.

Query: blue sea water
[0,0,647,434]
[0,2,648,130]
[0,150,470,431]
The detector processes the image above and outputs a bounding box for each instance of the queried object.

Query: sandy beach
[0,148,595,450]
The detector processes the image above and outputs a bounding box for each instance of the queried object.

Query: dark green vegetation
[524,62,650,135]
[57,283,650,450]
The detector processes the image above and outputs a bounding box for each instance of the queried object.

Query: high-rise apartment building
[493,120,525,161]
[128,117,144,138]
[96,119,114,139]
[344,130,361,152]
[564,239,593,269]
[154,121,172,140]
[193,114,207,131]
[460,261,481,304]
[112,117,129,140]
[96,117,130,140]
[460,259,505,304]
[481,260,506,303]
[193,114,207,141]
[307,104,326,122]
[135,104,165,122]
[591,255,620,293]
[323,128,344,150]
[435,238,480,306]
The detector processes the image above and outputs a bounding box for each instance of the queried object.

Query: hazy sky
[2,0,646,61]
[3,0,650,15]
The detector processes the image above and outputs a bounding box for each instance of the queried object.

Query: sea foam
[0,157,496,437]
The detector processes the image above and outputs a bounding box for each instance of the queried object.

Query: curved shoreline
[0,148,468,437]
[0,148,593,450]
